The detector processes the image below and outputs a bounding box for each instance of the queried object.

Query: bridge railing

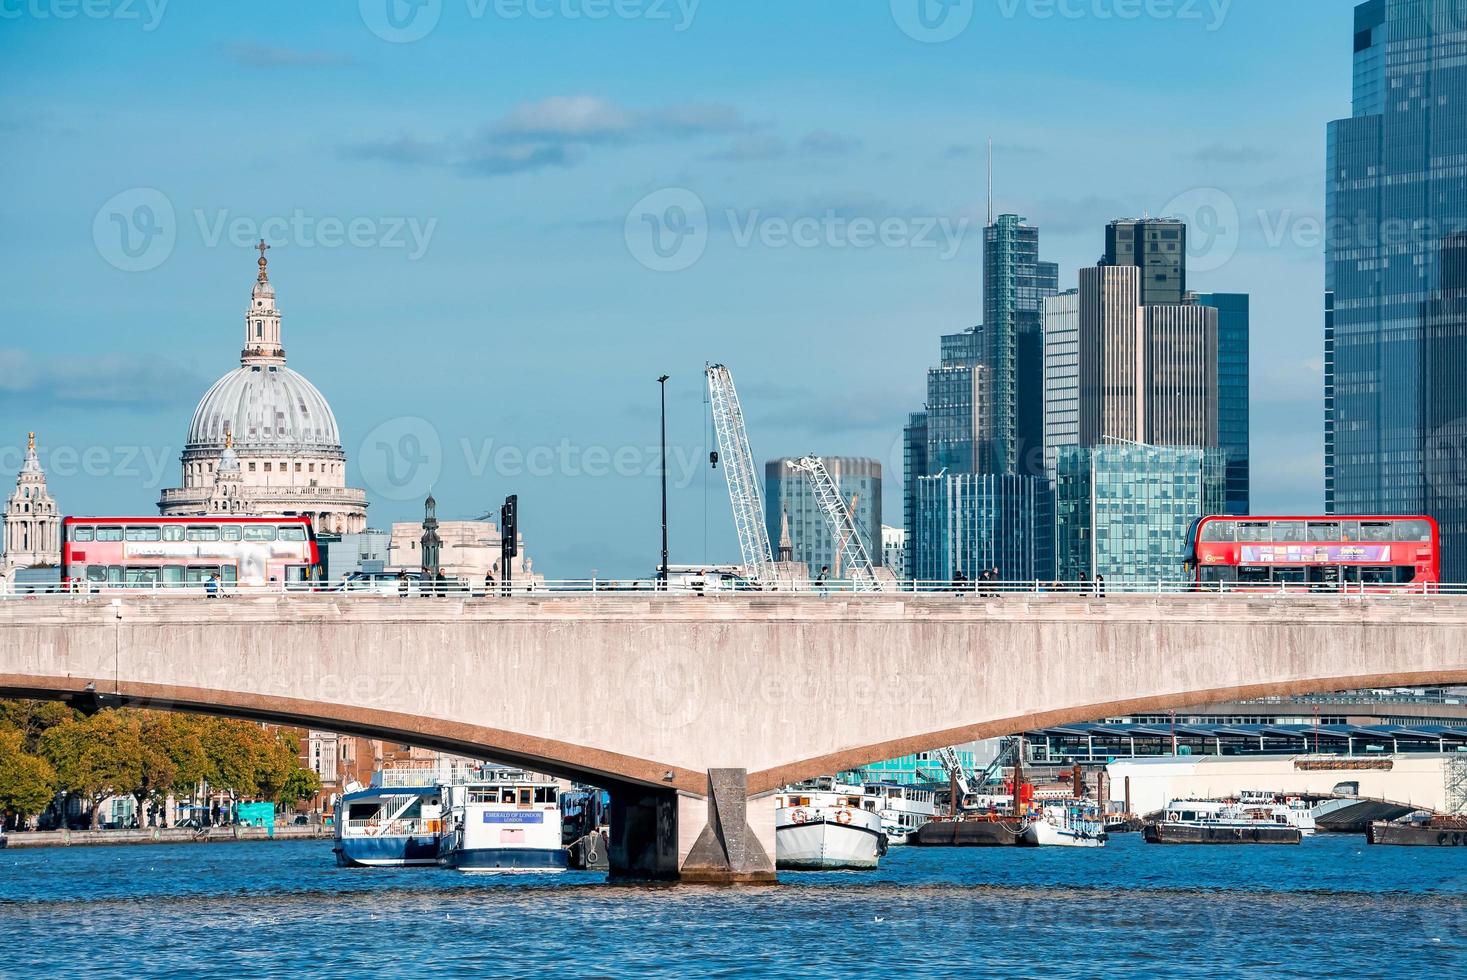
[3,578,1466,599]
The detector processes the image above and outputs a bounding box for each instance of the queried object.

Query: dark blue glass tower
[1326,0,1467,581]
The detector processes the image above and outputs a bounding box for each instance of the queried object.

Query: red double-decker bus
[1184,515,1440,590]
[62,516,322,591]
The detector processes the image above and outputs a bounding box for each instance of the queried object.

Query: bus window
[1272,566,1307,583]
[1309,565,1342,586]
[185,567,219,585]
[1272,521,1305,542]
[1307,522,1339,542]
[1339,520,1360,541]
[162,526,185,542]
[96,527,124,543]
[162,566,185,588]
[1200,566,1237,583]
[71,526,95,543]
[285,566,310,584]
[1200,521,1235,542]
[222,526,242,542]
[107,566,124,586]
[125,526,161,542]
[1238,566,1270,583]
[1359,521,1394,542]
[1395,519,1432,542]
[186,526,221,542]
[243,526,278,542]
[125,568,160,587]
[1359,566,1400,584]
[1237,522,1271,542]
[86,566,107,583]
[279,526,307,543]
[222,566,238,586]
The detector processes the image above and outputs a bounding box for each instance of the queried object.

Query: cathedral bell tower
[4,432,61,574]
[242,239,285,366]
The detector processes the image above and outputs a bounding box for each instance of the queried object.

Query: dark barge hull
[1368,823,1467,846]
[1143,823,1301,845]
[910,820,1024,847]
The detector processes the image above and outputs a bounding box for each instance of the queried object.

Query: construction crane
[786,454,880,591]
[705,364,777,586]
[934,745,973,798]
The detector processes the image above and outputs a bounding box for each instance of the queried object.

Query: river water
[3,833,1463,978]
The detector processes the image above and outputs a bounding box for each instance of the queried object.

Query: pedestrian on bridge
[816,566,829,598]
[205,574,220,600]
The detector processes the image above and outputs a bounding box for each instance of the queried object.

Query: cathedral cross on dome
[256,239,270,281]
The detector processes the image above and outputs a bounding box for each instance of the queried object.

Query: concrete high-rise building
[1197,293,1251,515]
[1054,445,1226,585]
[1103,218,1188,306]
[1042,289,1080,481]
[1144,302,1218,448]
[764,457,882,577]
[1326,0,1467,581]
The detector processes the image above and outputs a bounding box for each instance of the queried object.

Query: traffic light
[501,494,518,558]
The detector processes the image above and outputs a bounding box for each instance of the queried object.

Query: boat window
[162,526,185,542]
[348,804,380,821]
[71,526,95,542]
[500,788,515,803]
[187,526,220,542]
[535,787,558,804]
[1181,811,1196,822]
[95,527,124,542]
[222,525,242,542]
[518,788,533,807]
[125,526,161,542]
[1199,520,1234,542]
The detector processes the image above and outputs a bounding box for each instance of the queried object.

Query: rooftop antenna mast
[987,136,994,226]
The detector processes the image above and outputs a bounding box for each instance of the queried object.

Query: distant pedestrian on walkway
[483,570,495,597]
[953,567,967,597]
[205,573,220,600]
[1095,573,1106,597]
[816,565,830,598]
[397,571,409,598]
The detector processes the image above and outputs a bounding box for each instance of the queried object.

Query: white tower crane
[786,454,881,591]
[706,364,777,586]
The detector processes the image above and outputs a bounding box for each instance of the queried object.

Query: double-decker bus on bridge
[1185,515,1440,591]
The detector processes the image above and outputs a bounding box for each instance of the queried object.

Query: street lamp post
[658,374,670,590]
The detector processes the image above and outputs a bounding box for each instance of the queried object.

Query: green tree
[0,728,56,830]
[131,713,209,827]
[278,765,322,807]
[41,712,144,829]
[0,700,77,752]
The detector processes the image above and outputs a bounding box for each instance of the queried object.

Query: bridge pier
[607,770,776,885]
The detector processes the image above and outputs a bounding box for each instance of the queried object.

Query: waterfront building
[1196,293,1251,515]
[1102,218,1187,306]
[159,244,368,534]
[1326,0,1467,581]
[912,472,1053,583]
[1054,444,1225,584]
[3,433,60,581]
[881,524,907,580]
[318,529,393,582]
[763,457,882,576]
[841,746,982,787]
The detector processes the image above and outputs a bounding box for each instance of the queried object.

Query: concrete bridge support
[607,770,776,884]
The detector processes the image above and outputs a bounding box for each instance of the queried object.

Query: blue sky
[1,0,1356,577]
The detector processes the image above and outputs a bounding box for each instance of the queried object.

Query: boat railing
[345,817,440,835]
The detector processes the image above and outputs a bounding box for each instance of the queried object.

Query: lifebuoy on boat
[790,809,809,825]
[836,809,852,826]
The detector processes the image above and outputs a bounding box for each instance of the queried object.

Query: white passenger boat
[1019,802,1107,848]
[436,769,569,872]
[1239,792,1317,836]
[775,778,887,870]
[333,781,444,867]
[1144,799,1303,845]
[864,782,937,845]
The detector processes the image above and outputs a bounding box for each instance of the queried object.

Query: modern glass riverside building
[1326,0,1467,581]
[1197,293,1251,516]
[1054,445,1226,585]
[912,472,1053,583]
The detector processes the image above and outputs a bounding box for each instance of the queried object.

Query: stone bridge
[2,593,1465,882]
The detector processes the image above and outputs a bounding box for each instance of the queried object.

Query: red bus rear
[1185,515,1440,591]
[62,516,322,591]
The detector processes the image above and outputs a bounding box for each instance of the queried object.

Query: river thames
[3,834,1463,978]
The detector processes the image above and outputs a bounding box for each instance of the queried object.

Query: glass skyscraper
[984,216,1059,478]
[764,457,882,576]
[1054,445,1226,585]
[913,473,1053,583]
[1326,0,1467,581]
[1197,293,1251,516]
